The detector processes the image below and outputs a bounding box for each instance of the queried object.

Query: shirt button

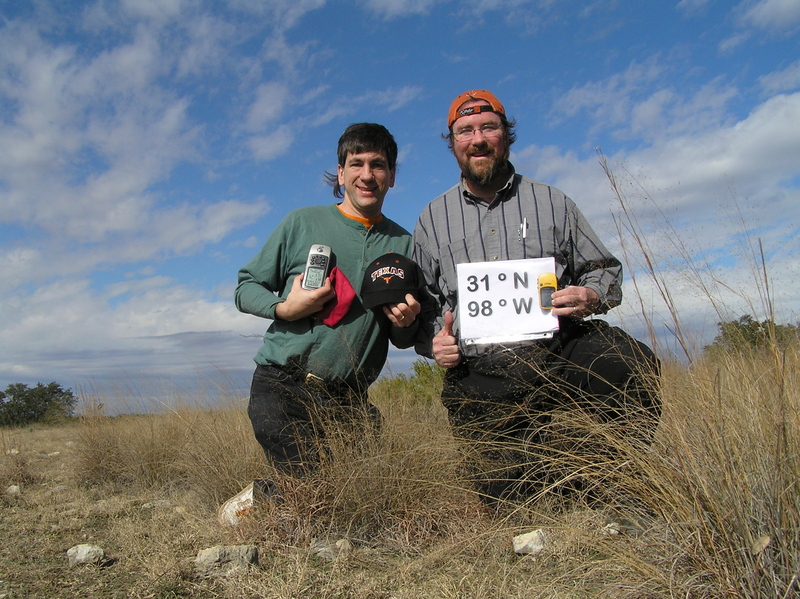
[492,256,498,260]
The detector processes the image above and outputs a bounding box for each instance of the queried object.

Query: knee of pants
[565,327,658,392]
[248,366,315,458]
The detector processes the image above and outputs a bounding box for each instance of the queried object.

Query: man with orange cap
[412,90,661,505]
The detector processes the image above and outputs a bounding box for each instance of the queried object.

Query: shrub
[0,382,77,427]
[705,315,799,356]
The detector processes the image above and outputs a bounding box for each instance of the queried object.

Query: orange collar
[336,204,384,228]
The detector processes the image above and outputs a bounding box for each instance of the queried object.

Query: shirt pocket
[440,237,480,282]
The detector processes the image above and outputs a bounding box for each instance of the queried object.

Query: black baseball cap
[361,253,424,310]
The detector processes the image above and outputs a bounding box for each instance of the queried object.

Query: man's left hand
[382,293,421,328]
[551,285,600,319]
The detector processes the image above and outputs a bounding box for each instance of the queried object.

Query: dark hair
[324,123,398,198]
[442,113,517,152]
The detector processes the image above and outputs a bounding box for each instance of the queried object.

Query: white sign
[457,258,559,347]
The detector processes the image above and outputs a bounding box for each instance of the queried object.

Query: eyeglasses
[452,122,503,142]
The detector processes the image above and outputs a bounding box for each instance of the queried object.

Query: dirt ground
[1,423,204,598]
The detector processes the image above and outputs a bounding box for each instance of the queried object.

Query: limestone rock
[67,544,105,567]
[194,545,258,577]
[513,529,546,555]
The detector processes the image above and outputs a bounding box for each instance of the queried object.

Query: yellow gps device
[538,272,557,310]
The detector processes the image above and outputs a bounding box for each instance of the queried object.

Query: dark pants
[248,363,378,475]
[442,319,661,503]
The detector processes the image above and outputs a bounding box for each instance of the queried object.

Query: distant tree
[704,315,800,356]
[0,382,77,426]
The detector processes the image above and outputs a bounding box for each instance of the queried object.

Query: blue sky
[1,0,799,405]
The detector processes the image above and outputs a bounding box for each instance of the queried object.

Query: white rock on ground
[513,529,547,555]
[67,544,105,567]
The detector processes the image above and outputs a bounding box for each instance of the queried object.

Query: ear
[337,163,345,185]
[388,168,396,188]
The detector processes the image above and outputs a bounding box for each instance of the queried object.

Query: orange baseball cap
[447,90,506,128]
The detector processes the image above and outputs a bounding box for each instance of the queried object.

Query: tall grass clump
[240,374,483,550]
[592,153,800,597]
[76,391,268,504]
[649,347,799,597]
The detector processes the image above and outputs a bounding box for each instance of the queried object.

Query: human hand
[433,310,461,368]
[274,273,336,321]
[382,293,421,328]
[551,285,600,319]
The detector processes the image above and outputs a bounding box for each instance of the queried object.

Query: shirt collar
[461,162,517,207]
[335,203,384,228]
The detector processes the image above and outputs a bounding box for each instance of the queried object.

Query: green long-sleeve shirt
[236,204,416,385]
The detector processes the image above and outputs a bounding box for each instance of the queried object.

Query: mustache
[466,144,494,158]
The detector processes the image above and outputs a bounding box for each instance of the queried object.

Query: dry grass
[647,349,800,597]
[1,346,797,598]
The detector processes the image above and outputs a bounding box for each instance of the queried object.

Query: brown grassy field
[2,344,798,598]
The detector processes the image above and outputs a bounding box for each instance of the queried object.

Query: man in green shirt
[235,123,420,475]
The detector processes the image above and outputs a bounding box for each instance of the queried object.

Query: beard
[457,143,510,188]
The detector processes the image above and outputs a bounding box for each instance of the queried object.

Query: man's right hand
[433,310,461,368]
[274,273,335,321]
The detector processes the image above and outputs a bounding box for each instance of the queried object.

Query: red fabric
[315,267,356,326]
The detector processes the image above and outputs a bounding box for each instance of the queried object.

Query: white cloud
[148,200,272,255]
[360,0,441,18]
[296,85,424,130]
[676,0,713,15]
[552,61,738,142]
[0,248,44,294]
[759,59,800,93]
[5,93,200,240]
[258,33,322,81]
[0,196,269,297]
[718,31,752,53]
[120,0,187,23]
[552,92,800,231]
[226,0,326,31]
[248,124,295,161]
[0,5,275,298]
[551,58,666,130]
[0,275,259,384]
[722,0,800,50]
[372,86,424,112]
[0,23,202,240]
[175,14,235,77]
[246,82,290,132]
[629,92,800,197]
[740,0,800,31]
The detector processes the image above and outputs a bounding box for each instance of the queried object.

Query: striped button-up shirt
[413,165,622,357]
